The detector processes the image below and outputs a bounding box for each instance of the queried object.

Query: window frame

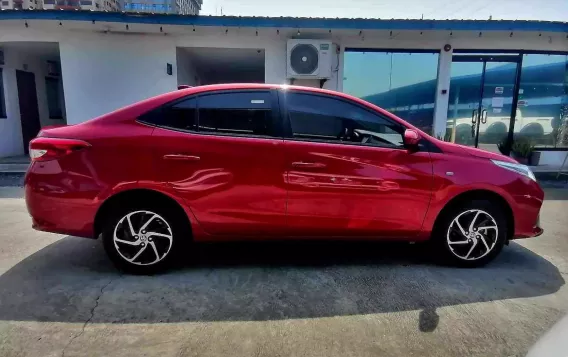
[278,89,410,150]
[45,76,63,120]
[0,68,5,119]
[138,88,283,140]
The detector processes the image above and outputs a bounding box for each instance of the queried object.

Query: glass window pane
[198,92,273,136]
[343,51,439,133]
[45,77,63,119]
[140,97,197,131]
[518,54,568,148]
[287,92,404,148]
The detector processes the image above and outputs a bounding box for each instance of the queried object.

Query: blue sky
[201,0,568,21]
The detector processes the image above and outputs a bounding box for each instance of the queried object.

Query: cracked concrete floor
[0,187,568,357]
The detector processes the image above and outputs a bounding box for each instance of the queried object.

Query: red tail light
[29,137,91,162]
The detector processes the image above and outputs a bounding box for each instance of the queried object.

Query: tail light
[29,137,91,162]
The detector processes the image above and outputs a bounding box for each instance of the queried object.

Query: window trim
[0,68,6,119]
[278,89,410,150]
[45,76,63,120]
[137,89,283,140]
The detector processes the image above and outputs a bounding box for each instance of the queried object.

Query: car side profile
[24,84,544,274]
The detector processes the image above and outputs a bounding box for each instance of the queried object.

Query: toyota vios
[25,84,544,274]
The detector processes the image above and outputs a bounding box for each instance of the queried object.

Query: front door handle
[163,154,201,161]
[291,161,326,169]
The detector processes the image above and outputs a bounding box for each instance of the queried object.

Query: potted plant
[511,137,535,165]
[497,136,509,155]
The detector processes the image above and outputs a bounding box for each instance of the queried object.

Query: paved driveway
[0,187,567,357]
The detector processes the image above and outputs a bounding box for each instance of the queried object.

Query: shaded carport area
[176,47,265,86]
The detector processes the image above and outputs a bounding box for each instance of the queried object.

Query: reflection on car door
[149,90,288,237]
[281,91,434,238]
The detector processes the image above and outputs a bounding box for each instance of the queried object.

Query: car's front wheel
[433,199,508,267]
[102,204,186,274]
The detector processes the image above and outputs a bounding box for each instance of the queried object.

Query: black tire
[101,202,189,274]
[432,199,508,268]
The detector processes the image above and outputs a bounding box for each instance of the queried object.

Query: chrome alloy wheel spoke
[446,209,498,261]
[113,211,173,266]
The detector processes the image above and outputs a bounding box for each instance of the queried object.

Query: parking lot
[0,186,567,357]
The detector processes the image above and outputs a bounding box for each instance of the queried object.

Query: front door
[447,55,521,154]
[281,91,433,238]
[16,70,41,154]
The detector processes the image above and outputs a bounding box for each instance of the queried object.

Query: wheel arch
[432,189,514,241]
[93,188,192,240]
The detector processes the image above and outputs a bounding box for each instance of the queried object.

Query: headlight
[491,159,536,181]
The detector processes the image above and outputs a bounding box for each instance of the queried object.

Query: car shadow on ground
[0,237,563,326]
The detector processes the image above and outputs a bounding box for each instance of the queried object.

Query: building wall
[59,32,177,124]
[1,21,567,161]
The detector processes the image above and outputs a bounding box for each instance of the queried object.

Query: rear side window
[140,97,197,131]
[197,91,273,136]
[139,91,275,137]
[286,92,405,148]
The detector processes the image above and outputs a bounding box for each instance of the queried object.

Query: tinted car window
[286,92,405,148]
[139,97,197,131]
[198,92,274,136]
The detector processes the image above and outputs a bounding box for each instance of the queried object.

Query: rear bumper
[24,161,100,238]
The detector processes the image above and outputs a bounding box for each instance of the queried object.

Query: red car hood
[434,139,517,163]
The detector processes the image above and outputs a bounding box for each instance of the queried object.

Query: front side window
[286,92,405,148]
[197,91,274,137]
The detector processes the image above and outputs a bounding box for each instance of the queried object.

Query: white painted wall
[0,53,22,158]
[59,32,177,124]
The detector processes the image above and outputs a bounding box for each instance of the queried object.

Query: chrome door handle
[291,162,326,169]
[481,109,488,124]
[471,109,478,138]
[163,154,200,161]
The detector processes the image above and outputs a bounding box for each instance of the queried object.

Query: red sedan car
[25,84,544,274]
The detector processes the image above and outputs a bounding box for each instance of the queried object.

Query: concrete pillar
[432,48,453,138]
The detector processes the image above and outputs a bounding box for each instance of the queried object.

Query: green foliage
[496,136,508,155]
[511,136,535,158]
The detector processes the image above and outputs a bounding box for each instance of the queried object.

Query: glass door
[447,55,521,153]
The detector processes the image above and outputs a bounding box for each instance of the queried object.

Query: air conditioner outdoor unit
[287,39,332,79]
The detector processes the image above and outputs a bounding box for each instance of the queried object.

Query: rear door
[148,89,287,237]
[280,90,434,238]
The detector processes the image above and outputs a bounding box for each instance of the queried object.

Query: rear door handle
[291,161,326,169]
[163,154,200,161]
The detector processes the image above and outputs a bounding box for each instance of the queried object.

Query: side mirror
[403,129,421,147]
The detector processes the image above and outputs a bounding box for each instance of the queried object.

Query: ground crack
[61,276,117,357]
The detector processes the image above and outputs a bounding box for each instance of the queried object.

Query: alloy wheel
[446,209,499,261]
[113,210,173,266]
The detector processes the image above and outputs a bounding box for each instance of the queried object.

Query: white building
[0,10,567,166]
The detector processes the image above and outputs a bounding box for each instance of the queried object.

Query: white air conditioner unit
[287,39,332,79]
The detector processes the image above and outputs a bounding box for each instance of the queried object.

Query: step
[0,163,29,173]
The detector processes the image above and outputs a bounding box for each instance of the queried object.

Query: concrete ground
[0,187,567,357]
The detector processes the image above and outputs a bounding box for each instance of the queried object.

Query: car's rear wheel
[102,204,186,274]
[433,199,508,267]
